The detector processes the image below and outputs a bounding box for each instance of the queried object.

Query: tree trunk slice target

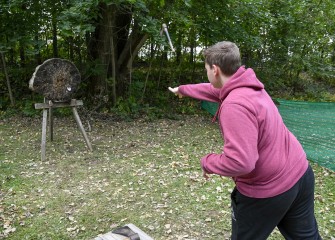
[29,58,81,102]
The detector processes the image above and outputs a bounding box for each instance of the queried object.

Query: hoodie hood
[219,66,264,101]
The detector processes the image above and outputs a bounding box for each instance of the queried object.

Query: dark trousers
[231,165,322,240]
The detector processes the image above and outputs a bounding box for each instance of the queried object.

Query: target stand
[29,58,92,161]
[35,98,92,161]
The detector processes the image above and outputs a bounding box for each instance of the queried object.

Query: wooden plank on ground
[94,232,128,240]
[94,224,154,240]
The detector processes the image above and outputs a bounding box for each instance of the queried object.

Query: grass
[0,113,334,239]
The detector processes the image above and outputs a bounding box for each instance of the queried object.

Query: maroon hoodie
[179,66,308,198]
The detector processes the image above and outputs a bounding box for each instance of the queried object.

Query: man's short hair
[203,41,241,76]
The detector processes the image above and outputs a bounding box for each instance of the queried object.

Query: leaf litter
[0,115,334,239]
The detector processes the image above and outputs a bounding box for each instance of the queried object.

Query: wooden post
[41,108,48,161]
[48,99,54,141]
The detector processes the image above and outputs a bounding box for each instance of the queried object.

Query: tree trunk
[176,30,182,64]
[52,13,58,58]
[189,27,195,64]
[34,34,42,65]
[1,52,15,106]
[116,20,148,89]
[68,36,74,61]
[87,2,149,103]
[87,3,115,98]
[19,44,25,67]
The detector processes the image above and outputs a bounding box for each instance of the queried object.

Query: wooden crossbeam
[35,99,83,109]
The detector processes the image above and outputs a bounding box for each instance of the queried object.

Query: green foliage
[0,94,9,111]
[113,96,140,118]
[21,99,38,117]
[1,0,335,115]
[58,0,98,37]
[0,97,35,118]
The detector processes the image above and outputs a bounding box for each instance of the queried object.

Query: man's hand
[202,169,210,180]
[168,87,183,98]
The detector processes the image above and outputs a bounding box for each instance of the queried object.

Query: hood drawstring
[212,101,222,123]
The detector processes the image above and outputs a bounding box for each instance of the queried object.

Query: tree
[59,0,164,106]
[1,0,335,111]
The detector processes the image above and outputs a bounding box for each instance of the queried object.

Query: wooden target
[29,58,81,102]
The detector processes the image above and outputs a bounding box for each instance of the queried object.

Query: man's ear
[212,64,220,76]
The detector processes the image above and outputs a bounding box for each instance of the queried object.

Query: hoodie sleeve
[178,83,221,102]
[201,102,259,177]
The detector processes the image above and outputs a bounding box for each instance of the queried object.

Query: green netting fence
[201,99,335,171]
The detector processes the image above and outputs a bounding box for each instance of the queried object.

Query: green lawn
[0,114,334,239]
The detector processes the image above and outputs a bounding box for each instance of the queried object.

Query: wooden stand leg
[72,106,93,151]
[35,99,93,159]
[49,106,54,141]
[41,108,48,161]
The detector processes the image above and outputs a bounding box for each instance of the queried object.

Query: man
[168,41,322,239]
